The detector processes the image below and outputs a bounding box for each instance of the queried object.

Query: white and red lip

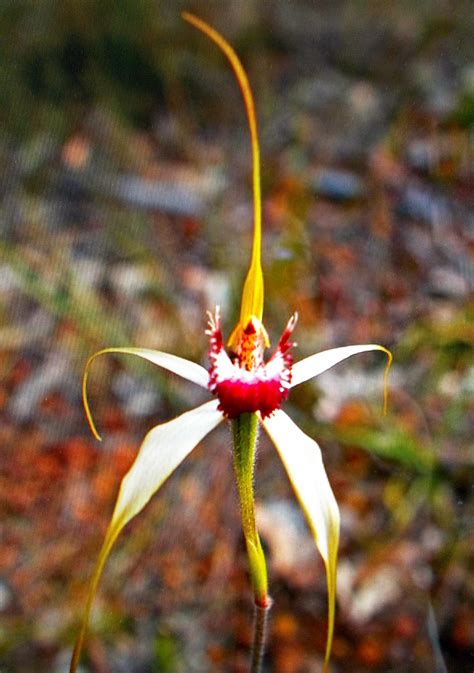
[207,311,297,419]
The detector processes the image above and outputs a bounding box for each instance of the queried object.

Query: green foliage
[0,1,177,137]
[153,630,179,673]
[336,424,434,474]
[452,91,474,128]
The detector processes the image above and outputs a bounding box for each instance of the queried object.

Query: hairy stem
[232,413,270,672]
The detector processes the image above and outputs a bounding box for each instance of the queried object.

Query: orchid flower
[70,12,392,673]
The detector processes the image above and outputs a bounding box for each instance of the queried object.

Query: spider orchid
[70,12,392,673]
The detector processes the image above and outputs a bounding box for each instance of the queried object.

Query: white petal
[262,410,339,672]
[70,400,224,673]
[291,344,391,388]
[112,399,223,528]
[262,410,339,570]
[92,347,210,388]
[83,347,211,439]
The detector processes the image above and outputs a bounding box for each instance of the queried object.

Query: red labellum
[207,310,297,419]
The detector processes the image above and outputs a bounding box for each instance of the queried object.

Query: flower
[70,12,391,673]
[207,309,296,419]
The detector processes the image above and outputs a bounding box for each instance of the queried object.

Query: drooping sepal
[70,400,224,673]
[262,410,340,673]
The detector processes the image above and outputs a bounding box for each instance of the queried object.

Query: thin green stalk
[232,413,270,672]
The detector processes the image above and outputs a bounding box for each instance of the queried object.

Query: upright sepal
[182,12,264,332]
[239,257,264,330]
[262,410,340,673]
[70,400,224,673]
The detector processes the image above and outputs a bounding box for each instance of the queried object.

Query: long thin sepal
[83,347,211,440]
[262,410,340,673]
[69,523,120,673]
[69,400,224,673]
[291,344,393,414]
[182,12,264,327]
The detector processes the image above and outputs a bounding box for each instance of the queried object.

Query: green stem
[232,413,271,672]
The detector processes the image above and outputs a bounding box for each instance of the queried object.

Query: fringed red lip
[207,310,297,419]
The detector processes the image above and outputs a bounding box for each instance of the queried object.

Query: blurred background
[0,1,472,672]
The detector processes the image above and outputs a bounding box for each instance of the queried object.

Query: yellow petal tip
[381,347,393,416]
